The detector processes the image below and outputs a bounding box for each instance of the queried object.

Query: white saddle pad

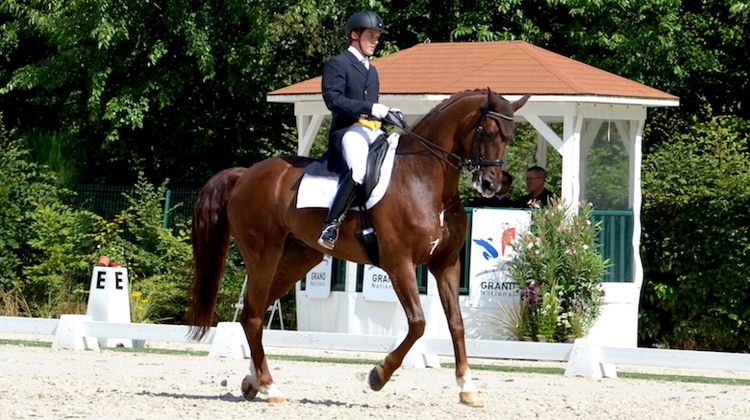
[297,132,400,210]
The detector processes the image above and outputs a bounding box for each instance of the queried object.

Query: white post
[209,322,251,359]
[86,267,132,347]
[561,114,583,206]
[51,314,100,351]
[564,338,605,378]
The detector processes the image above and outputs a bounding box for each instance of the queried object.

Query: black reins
[392,106,514,172]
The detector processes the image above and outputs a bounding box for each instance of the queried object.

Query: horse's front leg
[430,258,484,407]
[368,264,426,391]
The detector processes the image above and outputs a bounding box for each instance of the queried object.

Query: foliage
[22,200,95,312]
[640,112,750,350]
[485,298,528,341]
[107,174,192,322]
[0,131,246,322]
[0,288,30,317]
[0,0,316,185]
[0,113,95,316]
[92,172,244,324]
[506,198,607,342]
[129,290,156,324]
[21,128,86,187]
[0,0,747,186]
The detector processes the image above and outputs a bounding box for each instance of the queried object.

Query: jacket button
[364,90,368,95]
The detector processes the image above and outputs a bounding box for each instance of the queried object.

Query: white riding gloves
[371,103,390,119]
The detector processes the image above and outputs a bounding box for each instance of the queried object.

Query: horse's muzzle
[472,171,500,197]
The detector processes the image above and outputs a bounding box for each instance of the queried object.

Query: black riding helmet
[345,11,388,37]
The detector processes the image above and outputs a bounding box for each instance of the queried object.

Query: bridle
[394,104,514,173]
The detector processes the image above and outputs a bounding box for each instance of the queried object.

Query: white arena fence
[2,315,750,379]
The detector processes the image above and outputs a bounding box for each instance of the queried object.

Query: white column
[296,114,325,156]
[536,132,548,168]
[628,118,646,290]
[560,113,583,205]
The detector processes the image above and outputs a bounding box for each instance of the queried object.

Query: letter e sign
[96,271,106,289]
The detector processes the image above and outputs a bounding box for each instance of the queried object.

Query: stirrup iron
[317,219,342,250]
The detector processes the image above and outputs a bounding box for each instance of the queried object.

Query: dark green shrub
[0,121,246,322]
[0,115,95,316]
[640,113,750,350]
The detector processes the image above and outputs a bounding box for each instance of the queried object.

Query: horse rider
[307,10,400,250]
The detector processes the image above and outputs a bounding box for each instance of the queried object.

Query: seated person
[513,166,556,208]
[467,171,513,208]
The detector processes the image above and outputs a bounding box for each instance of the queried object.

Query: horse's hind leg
[239,236,323,403]
[430,258,484,407]
[232,228,288,403]
[267,236,324,306]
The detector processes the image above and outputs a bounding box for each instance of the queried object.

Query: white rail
[2,315,750,379]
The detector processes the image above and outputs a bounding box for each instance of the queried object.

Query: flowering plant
[130,290,155,323]
[505,198,608,342]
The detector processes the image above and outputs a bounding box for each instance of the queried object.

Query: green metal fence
[591,210,634,283]
[72,184,134,222]
[70,185,201,230]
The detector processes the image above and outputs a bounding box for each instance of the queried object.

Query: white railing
[2,315,750,379]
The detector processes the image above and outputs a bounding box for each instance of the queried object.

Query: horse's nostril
[481,179,493,191]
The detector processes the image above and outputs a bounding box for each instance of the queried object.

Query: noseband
[397,105,513,172]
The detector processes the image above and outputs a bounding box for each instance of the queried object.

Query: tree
[0,113,94,313]
[0,0,353,185]
[640,112,750,350]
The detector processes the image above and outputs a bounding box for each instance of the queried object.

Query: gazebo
[267,40,679,348]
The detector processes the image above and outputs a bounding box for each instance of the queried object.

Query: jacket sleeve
[322,56,374,119]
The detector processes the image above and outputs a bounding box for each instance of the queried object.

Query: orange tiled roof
[268,40,677,100]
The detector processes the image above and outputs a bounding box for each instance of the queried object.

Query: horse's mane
[413,89,488,130]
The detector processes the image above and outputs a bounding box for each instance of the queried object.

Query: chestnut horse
[189,89,529,406]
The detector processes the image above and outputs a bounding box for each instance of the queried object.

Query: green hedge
[0,118,247,323]
[640,113,750,350]
[0,118,94,315]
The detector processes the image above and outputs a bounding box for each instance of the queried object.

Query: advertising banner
[305,255,333,299]
[468,209,531,308]
[362,265,399,302]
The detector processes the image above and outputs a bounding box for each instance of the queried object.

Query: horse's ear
[487,88,504,110]
[486,87,497,104]
[513,95,531,111]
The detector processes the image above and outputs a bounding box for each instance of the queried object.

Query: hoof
[368,365,387,391]
[266,396,287,403]
[459,391,484,407]
[241,375,259,401]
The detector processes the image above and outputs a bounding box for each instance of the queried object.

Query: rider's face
[352,29,382,57]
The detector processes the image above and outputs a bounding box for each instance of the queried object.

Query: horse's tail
[188,167,245,340]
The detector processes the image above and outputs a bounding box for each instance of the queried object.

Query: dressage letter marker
[86,266,133,347]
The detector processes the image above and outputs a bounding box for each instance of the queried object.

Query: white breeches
[341,124,384,184]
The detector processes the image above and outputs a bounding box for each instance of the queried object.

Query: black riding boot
[317,171,361,250]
